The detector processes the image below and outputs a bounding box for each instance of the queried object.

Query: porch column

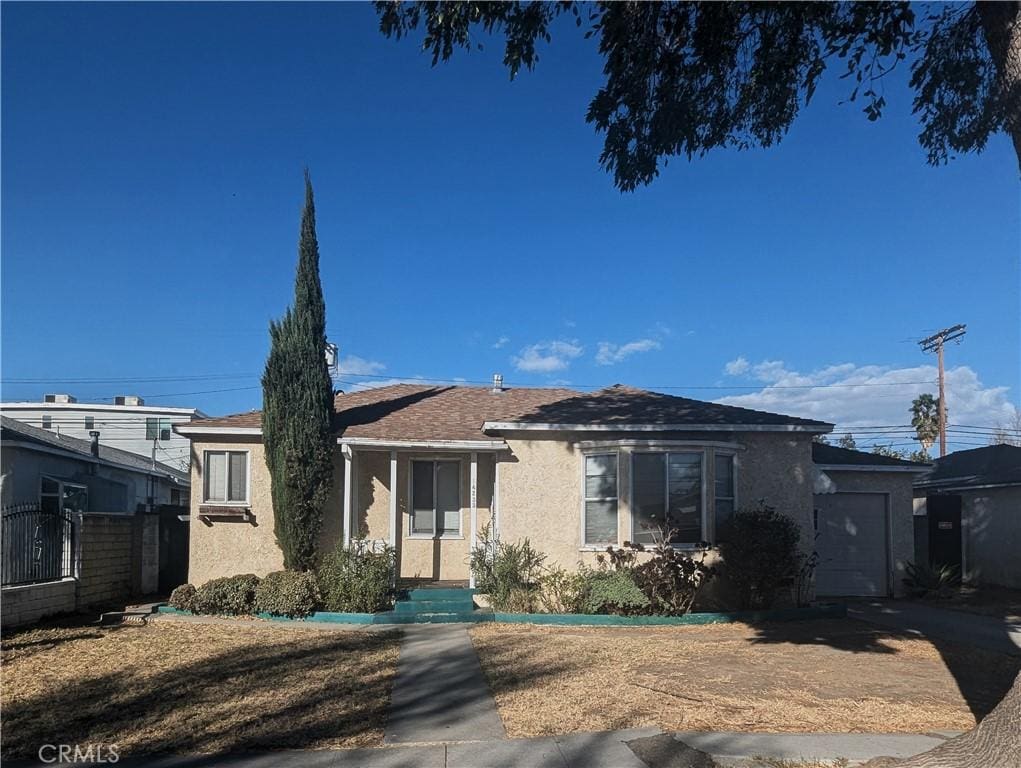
[493,456,500,541]
[469,452,478,589]
[342,444,353,549]
[388,450,398,549]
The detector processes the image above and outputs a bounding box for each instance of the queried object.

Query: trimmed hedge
[168,583,198,613]
[254,570,320,618]
[193,574,260,615]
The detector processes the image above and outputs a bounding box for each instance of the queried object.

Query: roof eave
[816,463,932,474]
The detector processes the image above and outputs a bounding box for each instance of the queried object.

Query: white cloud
[492,336,510,349]
[513,340,584,373]
[724,356,750,376]
[715,360,1016,441]
[337,355,386,377]
[595,338,661,366]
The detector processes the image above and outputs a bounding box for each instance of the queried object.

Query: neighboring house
[175,380,920,597]
[812,443,930,597]
[0,416,192,625]
[913,444,1021,589]
[1,416,190,512]
[0,393,205,472]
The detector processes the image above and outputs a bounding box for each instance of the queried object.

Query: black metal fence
[1,503,79,587]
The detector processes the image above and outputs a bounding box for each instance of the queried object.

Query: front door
[926,494,962,573]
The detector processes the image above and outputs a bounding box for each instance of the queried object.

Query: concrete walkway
[384,624,506,744]
[849,599,1021,656]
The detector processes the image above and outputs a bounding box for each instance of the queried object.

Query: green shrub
[317,541,395,613]
[168,583,197,612]
[718,504,801,609]
[538,566,587,614]
[254,570,320,618]
[470,524,546,612]
[903,561,960,598]
[193,574,260,615]
[581,568,650,615]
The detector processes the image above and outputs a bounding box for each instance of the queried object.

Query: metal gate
[1,503,79,586]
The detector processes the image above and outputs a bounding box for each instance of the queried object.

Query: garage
[814,492,890,597]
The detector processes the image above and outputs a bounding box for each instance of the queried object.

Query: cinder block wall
[0,579,77,628]
[77,514,139,608]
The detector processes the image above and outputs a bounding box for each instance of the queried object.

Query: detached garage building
[913,444,1021,589]
[812,444,930,598]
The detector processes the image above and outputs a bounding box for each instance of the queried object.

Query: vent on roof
[492,373,504,393]
[114,395,145,406]
[44,393,77,404]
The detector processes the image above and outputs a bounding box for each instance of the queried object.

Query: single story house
[1,416,192,625]
[1,415,190,514]
[913,444,1021,589]
[176,380,921,597]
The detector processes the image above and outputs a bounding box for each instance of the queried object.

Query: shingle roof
[915,444,1021,490]
[492,384,831,429]
[1,416,189,483]
[812,442,929,468]
[179,383,831,441]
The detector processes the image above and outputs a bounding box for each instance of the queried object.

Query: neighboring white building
[0,394,205,472]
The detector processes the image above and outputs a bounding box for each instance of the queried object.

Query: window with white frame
[203,450,248,504]
[631,452,703,545]
[714,453,736,539]
[411,460,460,537]
[583,453,618,546]
[40,476,88,516]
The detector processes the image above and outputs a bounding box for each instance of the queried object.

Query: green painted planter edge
[156,603,845,626]
[493,603,847,626]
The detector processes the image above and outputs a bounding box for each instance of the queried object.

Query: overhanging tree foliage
[262,171,335,571]
[375,1,1021,188]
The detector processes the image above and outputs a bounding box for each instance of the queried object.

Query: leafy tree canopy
[376,1,1021,190]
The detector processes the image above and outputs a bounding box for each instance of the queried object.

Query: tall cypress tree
[262,170,335,571]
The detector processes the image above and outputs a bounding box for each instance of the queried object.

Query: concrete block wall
[77,514,138,608]
[1,579,77,628]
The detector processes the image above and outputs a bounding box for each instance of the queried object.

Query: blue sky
[2,3,1018,449]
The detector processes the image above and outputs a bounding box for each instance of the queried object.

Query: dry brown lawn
[470,619,1020,738]
[1,618,401,759]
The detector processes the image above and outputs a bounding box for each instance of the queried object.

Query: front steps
[379,587,492,624]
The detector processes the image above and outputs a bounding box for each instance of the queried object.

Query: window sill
[579,545,613,552]
[407,534,465,541]
[201,502,251,509]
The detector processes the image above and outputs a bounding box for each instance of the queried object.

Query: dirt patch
[1,618,401,759]
[470,619,1019,738]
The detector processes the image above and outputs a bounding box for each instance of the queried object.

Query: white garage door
[815,493,889,597]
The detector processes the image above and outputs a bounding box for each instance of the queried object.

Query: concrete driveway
[849,599,1021,656]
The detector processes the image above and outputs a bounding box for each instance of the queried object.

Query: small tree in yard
[911,393,941,453]
[262,171,335,571]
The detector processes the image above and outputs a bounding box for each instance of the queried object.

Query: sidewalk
[849,599,1021,656]
[15,730,955,767]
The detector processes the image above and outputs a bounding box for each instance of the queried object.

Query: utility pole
[918,324,967,458]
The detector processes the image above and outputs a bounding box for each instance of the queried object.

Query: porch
[337,438,505,587]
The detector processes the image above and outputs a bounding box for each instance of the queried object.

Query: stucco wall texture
[819,470,916,598]
[187,431,822,587]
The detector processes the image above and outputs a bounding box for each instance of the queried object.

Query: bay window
[411,460,461,537]
[631,452,704,545]
[583,453,618,546]
[714,454,736,539]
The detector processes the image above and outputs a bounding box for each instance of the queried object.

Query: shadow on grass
[745,615,1020,720]
[1,621,403,760]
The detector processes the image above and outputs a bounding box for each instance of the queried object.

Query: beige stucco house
[176,380,922,597]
